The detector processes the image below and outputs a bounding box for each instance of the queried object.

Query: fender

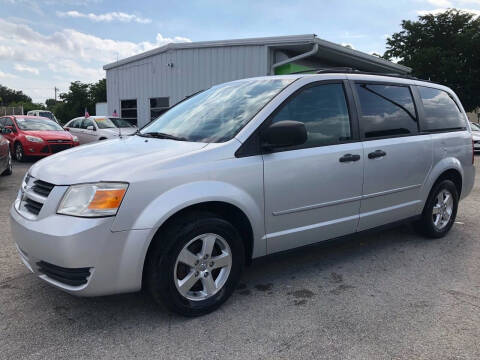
[420,156,464,207]
[114,180,266,259]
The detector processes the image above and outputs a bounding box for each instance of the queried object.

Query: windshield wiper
[138,132,187,141]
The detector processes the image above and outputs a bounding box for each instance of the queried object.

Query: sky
[0,0,479,103]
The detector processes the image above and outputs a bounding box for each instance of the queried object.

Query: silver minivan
[10,72,475,316]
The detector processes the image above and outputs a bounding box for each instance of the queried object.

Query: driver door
[263,81,364,254]
[81,118,97,143]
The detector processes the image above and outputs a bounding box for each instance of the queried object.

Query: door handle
[339,154,361,163]
[368,150,386,159]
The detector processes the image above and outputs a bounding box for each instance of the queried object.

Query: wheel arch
[141,200,255,288]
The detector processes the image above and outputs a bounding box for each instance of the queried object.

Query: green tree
[90,78,106,104]
[383,9,480,112]
[0,85,32,106]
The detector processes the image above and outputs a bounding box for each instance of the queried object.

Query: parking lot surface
[1,160,480,359]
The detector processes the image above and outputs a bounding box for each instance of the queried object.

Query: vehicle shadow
[6,222,429,327]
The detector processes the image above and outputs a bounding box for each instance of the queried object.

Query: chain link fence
[0,106,24,116]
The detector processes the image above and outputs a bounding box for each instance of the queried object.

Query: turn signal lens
[88,189,126,210]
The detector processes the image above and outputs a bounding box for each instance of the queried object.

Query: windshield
[94,117,116,129]
[39,111,55,121]
[471,122,480,131]
[140,78,294,142]
[110,118,135,128]
[16,117,63,131]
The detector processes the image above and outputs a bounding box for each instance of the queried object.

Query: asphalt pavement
[1,159,480,359]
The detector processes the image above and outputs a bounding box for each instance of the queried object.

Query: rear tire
[145,211,245,317]
[414,179,458,238]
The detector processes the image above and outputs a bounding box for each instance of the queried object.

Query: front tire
[1,150,12,176]
[145,212,245,317]
[14,142,24,162]
[414,179,458,238]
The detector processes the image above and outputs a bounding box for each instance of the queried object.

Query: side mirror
[261,120,307,150]
[2,127,13,134]
[86,125,95,131]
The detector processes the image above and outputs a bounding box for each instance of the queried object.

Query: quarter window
[121,99,137,126]
[271,83,352,148]
[150,97,169,121]
[355,84,417,139]
[418,87,465,131]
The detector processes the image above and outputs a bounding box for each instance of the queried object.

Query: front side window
[141,79,293,143]
[82,119,94,129]
[16,117,63,131]
[271,83,351,147]
[356,84,417,139]
[418,86,465,131]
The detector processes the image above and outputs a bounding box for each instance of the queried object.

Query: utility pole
[54,86,59,102]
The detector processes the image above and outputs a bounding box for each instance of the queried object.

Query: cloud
[0,18,191,64]
[341,43,355,50]
[417,7,480,16]
[14,63,39,75]
[48,59,104,81]
[0,70,17,79]
[425,0,453,6]
[56,10,152,24]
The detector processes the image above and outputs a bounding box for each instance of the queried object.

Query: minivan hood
[29,135,208,184]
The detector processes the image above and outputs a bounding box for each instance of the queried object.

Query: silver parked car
[10,73,475,316]
[64,116,137,144]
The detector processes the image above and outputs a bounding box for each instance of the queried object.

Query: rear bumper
[10,205,152,296]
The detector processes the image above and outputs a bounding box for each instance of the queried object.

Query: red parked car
[0,116,79,161]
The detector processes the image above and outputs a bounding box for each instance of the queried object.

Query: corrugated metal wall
[106,45,269,127]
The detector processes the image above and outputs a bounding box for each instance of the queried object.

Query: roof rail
[288,67,429,82]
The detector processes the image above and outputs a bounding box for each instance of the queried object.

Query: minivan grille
[36,261,91,286]
[31,180,55,197]
[18,175,56,218]
[23,198,43,215]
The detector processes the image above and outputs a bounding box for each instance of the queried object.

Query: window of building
[271,83,351,148]
[418,86,465,131]
[121,99,137,126]
[355,84,417,139]
[150,97,170,121]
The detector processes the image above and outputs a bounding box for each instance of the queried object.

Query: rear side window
[271,83,351,148]
[355,84,417,139]
[418,86,465,131]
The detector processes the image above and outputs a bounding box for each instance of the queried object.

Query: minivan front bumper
[10,205,151,296]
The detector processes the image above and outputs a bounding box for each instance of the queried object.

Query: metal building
[103,34,410,128]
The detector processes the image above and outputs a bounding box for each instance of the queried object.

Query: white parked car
[27,110,59,124]
[470,122,480,152]
[64,116,137,144]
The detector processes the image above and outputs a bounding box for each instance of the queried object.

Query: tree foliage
[0,84,32,106]
[51,78,107,124]
[383,9,480,112]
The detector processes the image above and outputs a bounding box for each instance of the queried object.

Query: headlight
[57,182,128,217]
[25,135,43,143]
[72,135,79,142]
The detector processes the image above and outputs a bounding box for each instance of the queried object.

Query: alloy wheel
[174,233,232,301]
[432,189,453,230]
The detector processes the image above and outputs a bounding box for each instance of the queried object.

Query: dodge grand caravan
[10,72,475,316]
